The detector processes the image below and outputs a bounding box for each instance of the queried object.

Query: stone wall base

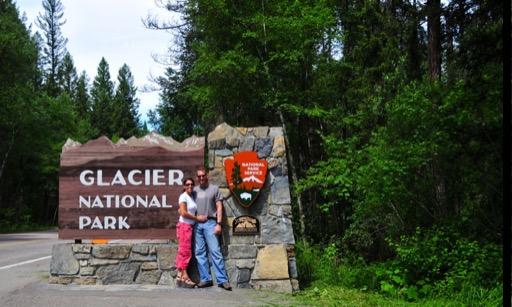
[50,242,299,293]
[50,242,182,287]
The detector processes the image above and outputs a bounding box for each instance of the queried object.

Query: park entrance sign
[51,124,298,292]
[58,133,204,240]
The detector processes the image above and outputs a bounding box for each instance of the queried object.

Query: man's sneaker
[218,282,232,291]
[197,280,213,288]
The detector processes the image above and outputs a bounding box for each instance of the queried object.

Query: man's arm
[215,199,222,235]
[216,200,223,222]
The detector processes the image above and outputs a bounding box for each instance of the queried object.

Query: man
[193,167,232,291]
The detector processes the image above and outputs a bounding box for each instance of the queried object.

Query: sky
[15,0,177,126]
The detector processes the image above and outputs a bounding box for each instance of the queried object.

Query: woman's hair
[183,177,195,185]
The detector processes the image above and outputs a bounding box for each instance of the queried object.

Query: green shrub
[295,241,320,288]
[295,241,340,287]
[0,207,34,232]
[296,241,380,291]
[382,226,502,300]
[295,237,503,305]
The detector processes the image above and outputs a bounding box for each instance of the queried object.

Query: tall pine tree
[0,0,38,184]
[90,57,114,138]
[74,71,90,118]
[35,0,67,97]
[58,52,77,96]
[112,64,140,138]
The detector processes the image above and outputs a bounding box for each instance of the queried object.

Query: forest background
[0,0,506,305]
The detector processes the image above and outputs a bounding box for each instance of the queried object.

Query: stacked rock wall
[50,242,177,286]
[208,123,298,292]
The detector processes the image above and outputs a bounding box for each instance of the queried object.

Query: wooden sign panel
[59,134,204,240]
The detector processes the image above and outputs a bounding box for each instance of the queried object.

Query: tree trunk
[278,110,306,243]
[427,0,442,82]
[0,125,17,183]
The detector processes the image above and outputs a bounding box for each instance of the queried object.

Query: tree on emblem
[231,161,243,189]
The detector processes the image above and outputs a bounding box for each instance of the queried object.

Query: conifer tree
[0,0,38,182]
[112,64,140,138]
[58,52,77,96]
[74,71,90,118]
[90,57,114,137]
[35,0,67,97]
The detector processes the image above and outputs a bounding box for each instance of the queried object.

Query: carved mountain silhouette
[243,175,263,184]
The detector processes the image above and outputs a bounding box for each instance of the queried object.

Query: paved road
[0,231,306,307]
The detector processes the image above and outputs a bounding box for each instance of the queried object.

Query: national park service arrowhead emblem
[225,151,268,208]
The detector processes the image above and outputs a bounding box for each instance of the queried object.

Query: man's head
[197,167,209,188]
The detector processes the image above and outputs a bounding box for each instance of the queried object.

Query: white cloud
[16,0,176,126]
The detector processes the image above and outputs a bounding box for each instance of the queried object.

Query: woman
[175,178,206,288]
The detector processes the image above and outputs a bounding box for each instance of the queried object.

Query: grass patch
[292,284,493,307]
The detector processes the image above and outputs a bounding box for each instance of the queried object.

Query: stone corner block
[50,244,80,275]
[251,244,289,280]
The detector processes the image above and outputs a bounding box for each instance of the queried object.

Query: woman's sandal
[181,278,196,288]
[175,275,183,288]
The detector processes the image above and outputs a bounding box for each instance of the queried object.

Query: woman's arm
[179,201,207,222]
[179,202,197,220]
